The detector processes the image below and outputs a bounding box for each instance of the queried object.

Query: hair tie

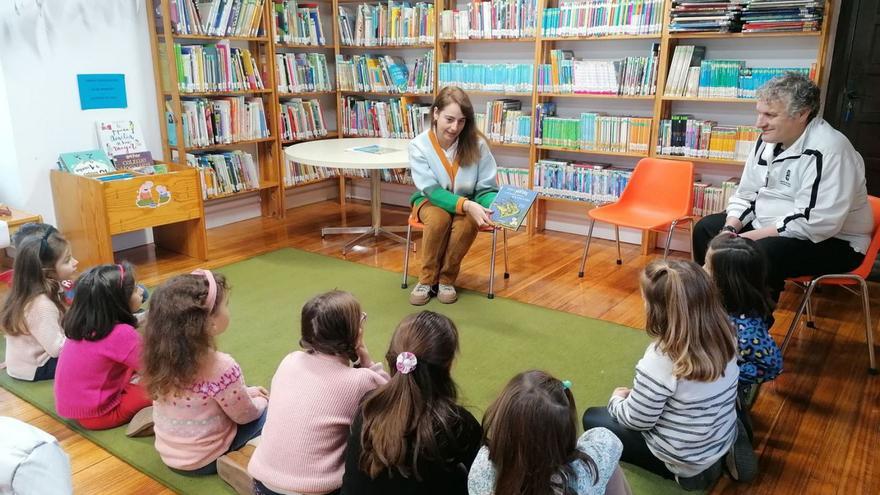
[396,352,418,374]
[191,269,217,312]
[562,380,572,390]
[117,264,125,288]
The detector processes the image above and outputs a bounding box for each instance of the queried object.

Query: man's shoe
[409,284,432,306]
[437,284,458,304]
[725,419,758,482]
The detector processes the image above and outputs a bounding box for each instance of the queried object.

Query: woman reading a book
[407,86,499,306]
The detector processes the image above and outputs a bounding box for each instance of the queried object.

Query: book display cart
[49,164,208,268]
[143,0,836,253]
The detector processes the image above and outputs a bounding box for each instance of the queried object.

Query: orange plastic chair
[401,214,509,299]
[781,195,880,373]
[577,158,694,277]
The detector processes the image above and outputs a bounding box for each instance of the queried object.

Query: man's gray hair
[756,72,820,121]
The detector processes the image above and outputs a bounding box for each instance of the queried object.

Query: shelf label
[78,74,128,110]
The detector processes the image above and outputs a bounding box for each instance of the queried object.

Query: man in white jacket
[693,72,873,301]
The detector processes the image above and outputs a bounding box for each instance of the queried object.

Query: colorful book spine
[656,116,760,160]
[276,52,333,92]
[336,52,434,94]
[339,2,435,46]
[279,98,328,141]
[170,0,266,36]
[274,1,326,44]
[283,162,413,187]
[541,0,663,38]
[496,167,531,188]
[538,44,658,96]
[184,150,261,198]
[692,179,740,216]
[533,159,632,204]
[540,114,651,154]
[174,42,265,92]
[438,63,534,93]
[475,100,532,144]
[342,96,431,138]
[439,0,539,40]
[179,97,269,148]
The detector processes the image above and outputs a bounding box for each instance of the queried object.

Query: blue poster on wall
[77,74,128,110]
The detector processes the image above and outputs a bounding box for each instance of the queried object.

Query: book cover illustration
[96,120,149,158]
[489,184,538,231]
[347,144,402,154]
[58,149,116,175]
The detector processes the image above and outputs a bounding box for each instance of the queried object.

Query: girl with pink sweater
[248,291,390,495]
[0,228,77,381]
[54,262,151,430]
[142,270,268,475]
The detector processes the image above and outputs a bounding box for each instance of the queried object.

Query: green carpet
[1,248,692,494]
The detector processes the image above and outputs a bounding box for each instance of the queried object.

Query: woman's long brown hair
[358,311,462,480]
[432,86,485,167]
[483,370,597,495]
[142,273,228,398]
[0,233,69,336]
[641,259,736,381]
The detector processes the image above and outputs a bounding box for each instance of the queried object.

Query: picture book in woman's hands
[489,185,538,231]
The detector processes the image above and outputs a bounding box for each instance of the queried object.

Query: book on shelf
[697,63,810,99]
[537,43,659,96]
[542,0,663,38]
[476,99,532,145]
[283,160,338,186]
[174,41,265,93]
[669,1,745,34]
[533,159,631,204]
[489,184,538,231]
[438,62,534,93]
[280,98,328,141]
[274,1,325,44]
[664,45,707,97]
[96,120,149,159]
[114,152,155,170]
[167,0,266,37]
[57,149,116,176]
[496,167,530,188]
[179,96,269,148]
[669,0,824,34]
[339,2,435,46]
[656,115,760,161]
[342,96,431,139]
[693,178,740,216]
[179,149,261,198]
[336,52,434,94]
[344,168,413,185]
[538,113,651,154]
[533,102,557,145]
[276,52,332,92]
[440,0,538,40]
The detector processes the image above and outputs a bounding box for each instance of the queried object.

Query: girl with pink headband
[341,310,481,495]
[142,269,269,481]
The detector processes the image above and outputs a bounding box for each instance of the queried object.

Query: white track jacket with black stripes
[727,117,873,254]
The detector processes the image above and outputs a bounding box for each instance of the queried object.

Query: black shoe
[725,418,759,482]
[676,459,723,491]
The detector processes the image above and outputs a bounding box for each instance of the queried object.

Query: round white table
[284,137,411,253]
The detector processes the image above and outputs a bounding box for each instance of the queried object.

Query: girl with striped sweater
[582,259,756,491]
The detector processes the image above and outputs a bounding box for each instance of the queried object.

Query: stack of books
[180,97,269,148]
[341,96,431,138]
[693,179,740,216]
[476,100,532,145]
[497,167,531,188]
[439,0,538,39]
[338,2,435,46]
[279,99,328,141]
[276,53,332,93]
[541,0,663,38]
[168,0,266,36]
[174,42,265,93]
[737,66,812,98]
[669,1,746,34]
[184,150,260,198]
[657,115,761,160]
[537,44,659,95]
[539,114,652,154]
[336,52,434,94]
[741,0,824,33]
[438,62,534,93]
[533,159,632,203]
[274,1,326,44]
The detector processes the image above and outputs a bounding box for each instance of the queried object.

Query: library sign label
[78,74,128,110]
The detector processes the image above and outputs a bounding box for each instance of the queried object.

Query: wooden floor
[2,199,878,494]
